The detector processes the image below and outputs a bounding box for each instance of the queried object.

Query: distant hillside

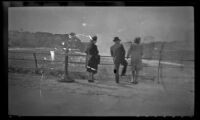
[8,31,88,52]
[9,30,194,61]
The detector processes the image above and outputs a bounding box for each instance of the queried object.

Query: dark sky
[9,7,194,55]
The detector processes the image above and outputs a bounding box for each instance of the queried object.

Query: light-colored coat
[127,43,143,71]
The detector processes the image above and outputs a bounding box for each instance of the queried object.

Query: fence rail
[8,50,194,83]
[8,51,194,62]
[8,57,195,69]
[8,51,194,68]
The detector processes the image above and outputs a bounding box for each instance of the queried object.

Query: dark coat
[110,43,126,64]
[85,42,100,73]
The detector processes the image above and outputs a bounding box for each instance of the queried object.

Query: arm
[141,45,143,57]
[121,44,126,57]
[110,47,115,63]
[85,44,90,54]
[96,45,99,55]
[94,45,99,56]
[126,44,132,58]
[110,47,113,57]
[95,45,100,64]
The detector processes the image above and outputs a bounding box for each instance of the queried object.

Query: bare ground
[8,72,194,116]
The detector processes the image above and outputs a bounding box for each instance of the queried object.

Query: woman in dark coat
[85,36,100,82]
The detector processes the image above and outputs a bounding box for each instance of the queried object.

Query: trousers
[113,59,128,83]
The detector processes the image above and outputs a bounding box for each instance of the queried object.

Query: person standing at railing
[110,37,128,83]
[85,36,100,83]
[126,37,143,84]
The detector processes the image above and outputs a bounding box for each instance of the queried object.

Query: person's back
[110,43,125,63]
[128,43,143,61]
[126,37,143,84]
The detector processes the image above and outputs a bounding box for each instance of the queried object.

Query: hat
[113,37,121,42]
[91,36,97,41]
[134,37,141,44]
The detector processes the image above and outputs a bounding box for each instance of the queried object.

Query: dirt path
[8,73,194,116]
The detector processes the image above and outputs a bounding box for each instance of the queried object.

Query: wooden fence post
[65,52,68,75]
[33,53,38,73]
[157,43,165,84]
[60,48,74,82]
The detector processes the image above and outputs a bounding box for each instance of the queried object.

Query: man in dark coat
[110,37,128,83]
[85,36,100,82]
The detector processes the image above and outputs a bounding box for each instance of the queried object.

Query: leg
[114,63,120,83]
[130,63,138,84]
[88,72,95,83]
[131,70,135,82]
[135,70,139,83]
[88,72,92,82]
[88,72,91,80]
[134,62,142,83]
[115,71,119,83]
[91,73,94,81]
[121,59,128,76]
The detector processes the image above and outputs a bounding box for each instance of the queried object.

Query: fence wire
[8,50,194,82]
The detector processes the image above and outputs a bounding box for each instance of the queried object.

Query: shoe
[116,80,119,84]
[88,80,94,83]
[130,81,138,84]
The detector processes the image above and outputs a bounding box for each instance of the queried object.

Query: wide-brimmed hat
[113,37,121,42]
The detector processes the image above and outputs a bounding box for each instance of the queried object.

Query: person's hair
[92,36,97,41]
